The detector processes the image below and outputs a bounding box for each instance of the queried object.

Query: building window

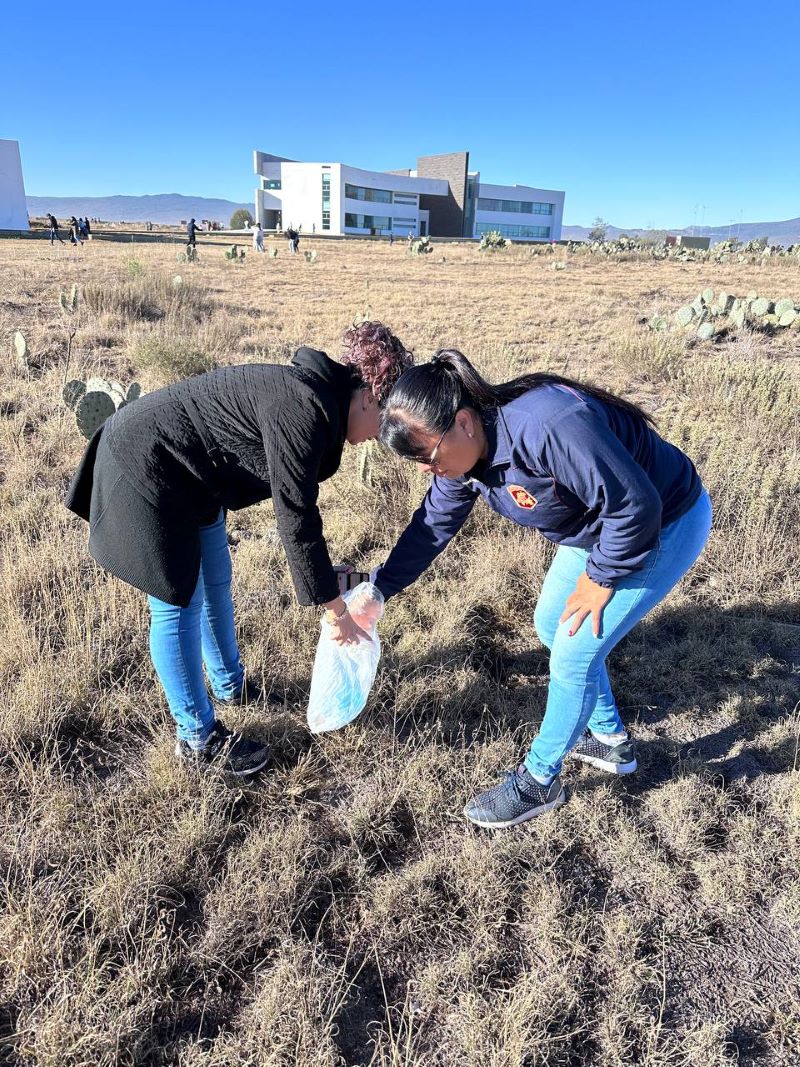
[477,197,555,215]
[263,179,281,190]
[391,217,416,227]
[392,192,418,205]
[345,213,392,231]
[345,183,392,204]
[322,172,331,231]
[475,222,551,239]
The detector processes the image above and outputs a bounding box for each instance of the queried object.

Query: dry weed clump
[0,235,798,1066]
[82,273,210,324]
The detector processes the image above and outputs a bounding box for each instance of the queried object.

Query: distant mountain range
[24,194,800,245]
[562,217,800,246]
[26,194,251,225]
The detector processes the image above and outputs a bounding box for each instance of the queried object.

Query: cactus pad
[75,391,116,439]
[63,380,86,409]
[13,331,29,369]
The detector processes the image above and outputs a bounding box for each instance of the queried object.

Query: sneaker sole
[464,786,567,829]
[571,752,638,775]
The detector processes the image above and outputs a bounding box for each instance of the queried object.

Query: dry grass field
[1,233,799,1066]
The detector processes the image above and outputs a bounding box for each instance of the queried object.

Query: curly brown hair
[340,321,413,403]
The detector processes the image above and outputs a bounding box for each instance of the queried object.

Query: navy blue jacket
[374,384,702,598]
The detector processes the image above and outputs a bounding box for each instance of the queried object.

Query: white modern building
[253,150,564,242]
[0,140,29,231]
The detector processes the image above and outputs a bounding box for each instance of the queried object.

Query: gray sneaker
[570,730,637,775]
[464,765,566,829]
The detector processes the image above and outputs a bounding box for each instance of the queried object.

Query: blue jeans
[148,511,245,749]
[524,489,713,781]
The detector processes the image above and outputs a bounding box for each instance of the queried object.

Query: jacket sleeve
[373,475,480,599]
[534,406,663,585]
[264,407,339,606]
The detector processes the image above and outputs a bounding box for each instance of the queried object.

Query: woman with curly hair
[66,322,411,776]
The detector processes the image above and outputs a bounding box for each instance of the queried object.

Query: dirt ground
[0,234,798,1066]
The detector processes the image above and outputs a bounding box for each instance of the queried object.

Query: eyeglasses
[414,415,455,467]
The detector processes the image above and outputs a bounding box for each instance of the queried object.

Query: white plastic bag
[306,582,384,734]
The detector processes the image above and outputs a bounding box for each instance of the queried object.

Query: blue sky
[3,0,798,228]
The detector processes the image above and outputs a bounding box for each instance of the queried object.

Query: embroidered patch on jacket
[507,485,537,510]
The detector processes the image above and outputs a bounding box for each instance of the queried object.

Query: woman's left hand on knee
[559,572,613,638]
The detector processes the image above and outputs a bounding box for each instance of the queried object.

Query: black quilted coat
[65,348,355,607]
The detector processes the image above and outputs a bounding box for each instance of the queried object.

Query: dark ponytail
[380,348,654,460]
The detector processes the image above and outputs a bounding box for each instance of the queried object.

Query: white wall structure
[0,140,29,231]
[254,150,565,241]
[474,181,565,242]
[253,151,449,237]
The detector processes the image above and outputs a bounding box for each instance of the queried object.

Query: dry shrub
[131,326,217,380]
[82,274,210,323]
[611,329,688,383]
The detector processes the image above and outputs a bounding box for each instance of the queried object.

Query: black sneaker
[463,766,566,829]
[213,677,281,708]
[569,729,637,775]
[175,721,271,777]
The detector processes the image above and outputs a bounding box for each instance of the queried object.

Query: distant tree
[230,208,254,230]
[638,229,668,247]
[588,217,608,242]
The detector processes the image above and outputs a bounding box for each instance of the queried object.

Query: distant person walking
[78,217,88,239]
[252,222,265,253]
[47,213,65,245]
[186,218,201,248]
[84,217,92,238]
[286,226,300,253]
[68,217,83,246]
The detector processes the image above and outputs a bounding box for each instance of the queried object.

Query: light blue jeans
[524,489,712,781]
[148,511,245,749]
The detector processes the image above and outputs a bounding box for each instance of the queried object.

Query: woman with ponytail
[375,350,711,829]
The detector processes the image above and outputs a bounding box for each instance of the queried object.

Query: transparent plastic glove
[307,582,384,734]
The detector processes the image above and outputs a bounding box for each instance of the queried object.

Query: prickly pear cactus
[67,376,144,435]
[696,323,715,341]
[304,250,318,263]
[268,247,278,258]
[13,331,30,371]
[63,380,86,409]
[358,440,380,488]
[59,283,79,312]
[75,391,116,439]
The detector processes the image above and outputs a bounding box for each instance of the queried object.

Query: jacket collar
[472,407,513,475]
